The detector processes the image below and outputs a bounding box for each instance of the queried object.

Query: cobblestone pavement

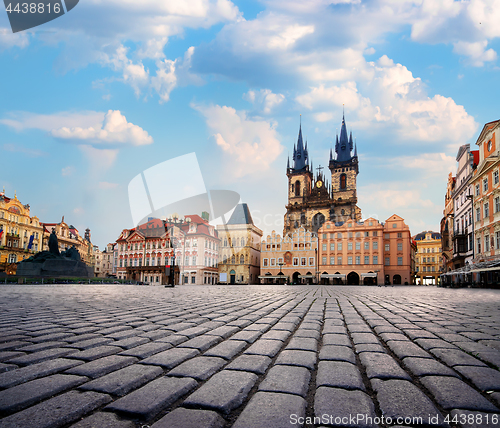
[0,285,499,428]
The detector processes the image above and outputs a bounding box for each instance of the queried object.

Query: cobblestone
[0,285,499,427]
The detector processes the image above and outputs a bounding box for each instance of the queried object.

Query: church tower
[329,114,361,222]
[284,122,313,234]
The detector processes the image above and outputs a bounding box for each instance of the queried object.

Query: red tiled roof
[471,150,479,166]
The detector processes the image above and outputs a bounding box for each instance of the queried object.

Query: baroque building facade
[259,228,318,284]
[414,231,442,285]
[284,115,361,236]
[217,204,262,285]
[0,190,43,274]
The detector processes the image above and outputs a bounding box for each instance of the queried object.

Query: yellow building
[259,228,318,284]
[217,204,262,284]
[414,231,442,285]
[0,190,43,274]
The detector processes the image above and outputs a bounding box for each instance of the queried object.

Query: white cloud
[62,166,75,177]
[0,111,104,132]
[453,40,497,66]
[98,182,119,189]
[51,110,153,147]
[243,89,285,114]
[193,103,284,178]
[0,27,30,50]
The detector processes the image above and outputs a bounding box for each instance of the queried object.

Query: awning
[321,274,346,279]
[299,274,316,278]
[470,266,500,273]
[360,273,378,278]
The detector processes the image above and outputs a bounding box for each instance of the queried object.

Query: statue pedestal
[17,259,93,278]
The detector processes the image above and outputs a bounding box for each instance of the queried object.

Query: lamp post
[278,261,284,284]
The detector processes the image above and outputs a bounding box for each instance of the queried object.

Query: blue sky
[1,0,499,248]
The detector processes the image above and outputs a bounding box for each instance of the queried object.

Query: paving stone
[118,341,172,359]
[66,337,114,350]
[316,361,365,391]
[112,336,149,349]
[293,329,320,340]
[79,364,162,396]
[64,355,137,379]
[0,374,88,415]
[70,411,136,428]
[157,334,189,346]
[6,347,74,366]
[64,334,102,344]
[378,332,408,342]
[244,339,283,358]
[141,347,199,369]
[0,390,111,428]
[359,352,411,380]
[0,351,25,362]
[319,345,356,363]
[177,334,223,352]
[184,370,257,414]
[351,333,380,345]
[204,340,247,360]
[30,333,75,343]
[314,387,378,428]
[230,330,262,343]
[405,330,438,340]
[415,338,459,351]
[205,325,240,339]
[355,343,386,354]
[226,354,272,374]
[259,365,311,397]
[151,407,225,428]
[0,358,84,388]
[323,325,348,334]
[454,366,500,391]
[65,346,123,362]
[233,391,307,428]
[139,329,173,340]
[402,357,459,378]
[386,340,432,359]
[0,363,16,374]
[275,349,317,370]
[286,337,318,352]
[17,341,69,353]
[421,376,499,412]
[261,329,292,341]
[431,348,488,367]
[168,356,226,380]
[323,334,351,347]
[105,376,197,420]
[371,379,447,427]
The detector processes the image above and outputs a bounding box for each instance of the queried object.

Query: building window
[364,242,369,250]
[373,231,378,236]
[340,174,347,190]
[355,256,360,265]
[496,231,500,250]
[364,255,369,264]
[495,170,499,185]
[8,254,17,263]
[397,243,403,251]
[484,178,488,192]
[384,233,389,239]
[191,276,196,284]
[385,244,390,251]
[365,232,369,237]
[431,266,435,272]
[337,256,342,265]
[322,243,327,251]
[476,208,481,222]
[475,184,480,196]
[348,256,353,265]
[485,236,490,252]
[301,258,306,266]
[385,257,390,266]
[330,257,335,265]
[293,258,299,266]
[322,234,327,239]
[485,202,489,218]
[397,257,403,266]
[348,243,353,250]
[392,223,397,228]
[373,242,378,250]
[322,257,327,264]
[373,256,378,264]
[337,243,342,251]
[309,257,314,266]
[477,237,481,254]
[355,242,361,250]
[495,197,500,213]
[337,233,342,239]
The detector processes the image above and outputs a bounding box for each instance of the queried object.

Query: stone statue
[61,245,81,261]
[48,229,60,256]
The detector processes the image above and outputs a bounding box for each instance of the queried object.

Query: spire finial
[14,190,16,198]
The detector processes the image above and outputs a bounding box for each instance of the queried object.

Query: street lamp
[278,262,284,284]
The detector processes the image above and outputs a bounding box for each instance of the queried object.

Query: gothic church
[284,115,362,235]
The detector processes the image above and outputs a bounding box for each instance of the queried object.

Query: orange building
[317,215,413,285]
[259,227,318,284]
[471,119,500,284]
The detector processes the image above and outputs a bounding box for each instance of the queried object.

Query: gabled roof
[476,119,500,145]
[227,203,254,225]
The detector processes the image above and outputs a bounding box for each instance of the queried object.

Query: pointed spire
[349,131,353,151]
[329,147,333,161]
[354,141,357,157]
[287,155,290,170]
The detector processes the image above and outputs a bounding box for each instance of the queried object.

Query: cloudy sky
[1,0,499,247]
